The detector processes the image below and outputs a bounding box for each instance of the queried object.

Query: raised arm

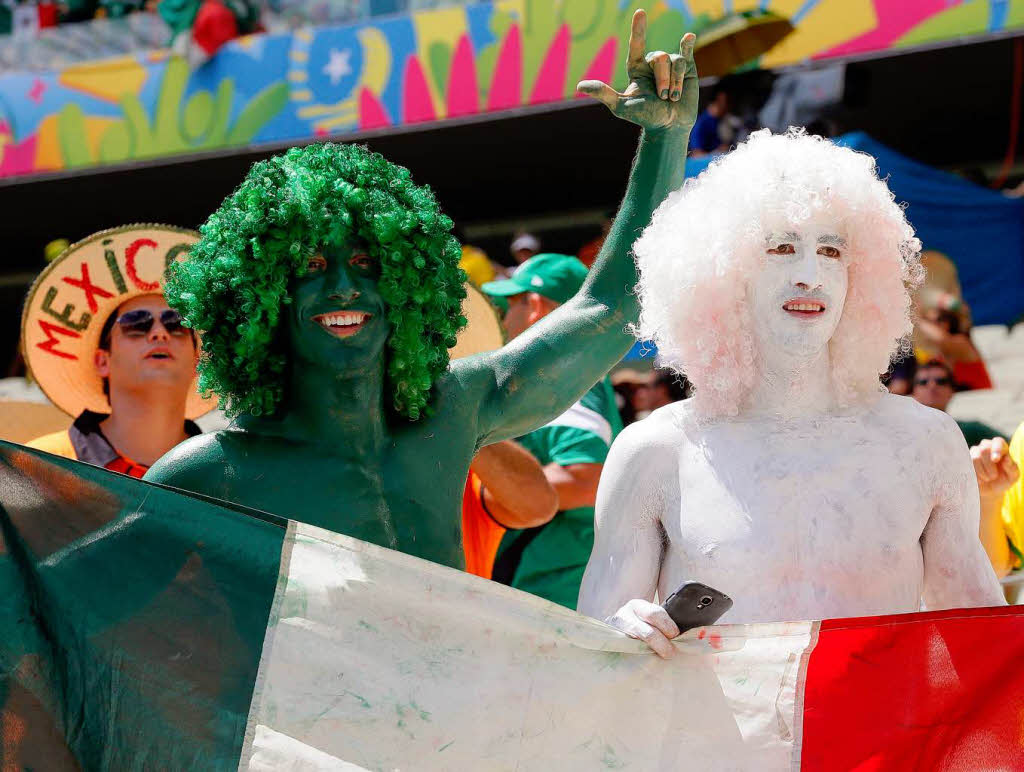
[456,10,697,444]
[577,420,680,658]
[921,415,1006,609]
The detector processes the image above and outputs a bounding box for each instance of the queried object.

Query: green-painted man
[147,10,700,569]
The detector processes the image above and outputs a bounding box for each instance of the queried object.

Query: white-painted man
[578,130,1006,658]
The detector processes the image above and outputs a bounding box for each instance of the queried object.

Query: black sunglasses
[915,375,952,387]
[116,309,188,336]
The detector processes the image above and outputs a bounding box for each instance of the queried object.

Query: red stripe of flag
[800,605,1024,770]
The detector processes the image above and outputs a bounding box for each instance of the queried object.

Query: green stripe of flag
[0,441,285,770]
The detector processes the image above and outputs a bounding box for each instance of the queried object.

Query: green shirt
[956,420,1003,448]
[493,376,623,608]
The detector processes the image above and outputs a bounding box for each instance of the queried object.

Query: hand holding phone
[661,581,733,634]
[604,582,733,660]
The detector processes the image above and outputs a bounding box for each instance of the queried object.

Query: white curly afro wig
[634,128,923,417]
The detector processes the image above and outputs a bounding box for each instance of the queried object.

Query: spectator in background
[612,368,688,426]
[911,359,1001,447]
[482,253,622,608]
[23,226,215,477]
[688,86,733,157]
[883,351,917,396]
[916,306,992,391]
[632,369,687,420]
[611,369,643,425]
[972,428,1022,580]
[509,232,540,266]
[916,251,966,319]
[913,249,992,391]
[462,439,557,580]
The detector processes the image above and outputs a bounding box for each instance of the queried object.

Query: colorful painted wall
[1,0,1022,180]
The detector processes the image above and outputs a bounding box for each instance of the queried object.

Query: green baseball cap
[481,253,588,306]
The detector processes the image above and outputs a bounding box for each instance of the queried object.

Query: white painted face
[747,223,849,364]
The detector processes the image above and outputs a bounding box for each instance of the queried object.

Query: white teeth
[318,311,369,327]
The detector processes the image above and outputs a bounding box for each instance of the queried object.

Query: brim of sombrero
[21,224,218,421]
[0,401,73,444]
[448,282,506,360]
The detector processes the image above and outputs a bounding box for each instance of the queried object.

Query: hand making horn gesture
[577,9,698,132]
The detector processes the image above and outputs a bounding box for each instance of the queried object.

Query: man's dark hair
[917,358,955,381]
[97,307,120,400]
[98,306,119,353]
[883,351,917,388]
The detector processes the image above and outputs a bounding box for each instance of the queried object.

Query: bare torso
[579,393,1004,624]
[146,374,479,568]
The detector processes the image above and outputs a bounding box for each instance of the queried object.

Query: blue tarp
[685,132,1024,327]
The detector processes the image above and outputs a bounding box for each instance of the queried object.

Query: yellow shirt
[1002,422,1024,569]
[25,429,77,459]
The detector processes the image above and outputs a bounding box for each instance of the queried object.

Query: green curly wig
[165,143,467,420]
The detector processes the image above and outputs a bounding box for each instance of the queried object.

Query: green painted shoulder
[430,355,494,426]
[145,431,231,493]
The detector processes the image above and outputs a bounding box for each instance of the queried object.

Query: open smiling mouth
[782,300,826,318]
[313,311,372,338]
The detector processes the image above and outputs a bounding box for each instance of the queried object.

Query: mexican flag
[1,441,1022,770]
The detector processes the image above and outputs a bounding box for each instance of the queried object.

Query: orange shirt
[461,472,506,579]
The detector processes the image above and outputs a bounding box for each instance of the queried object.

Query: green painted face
[287,242,390,373]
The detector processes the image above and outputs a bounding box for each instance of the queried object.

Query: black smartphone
[661,581,733,634]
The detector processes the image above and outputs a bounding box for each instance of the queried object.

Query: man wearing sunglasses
[911,358,1001,448]
[23,225,216,477]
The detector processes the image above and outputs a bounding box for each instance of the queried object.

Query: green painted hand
[577,9,697,133]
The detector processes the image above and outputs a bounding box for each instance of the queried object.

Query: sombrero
[449,282,505,360]
[0,401,72,444]
[21,224,218,420]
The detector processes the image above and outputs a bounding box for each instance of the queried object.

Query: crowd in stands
[0,0,479,38]
[0,0,261,61]
[1,0,244,32]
